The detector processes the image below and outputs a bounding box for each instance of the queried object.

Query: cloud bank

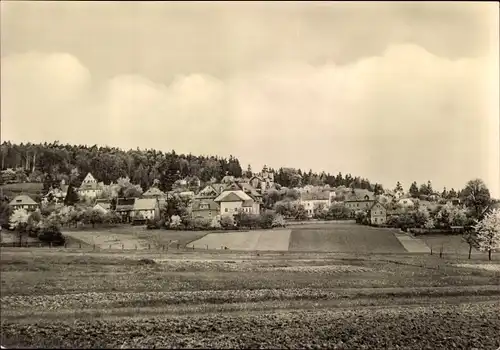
[1,43,499,196]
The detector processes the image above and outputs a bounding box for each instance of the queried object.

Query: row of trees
[148,211,286,231]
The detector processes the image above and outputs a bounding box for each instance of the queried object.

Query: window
[225,208,228,212]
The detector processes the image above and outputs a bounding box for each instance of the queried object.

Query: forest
[0,141,380,192]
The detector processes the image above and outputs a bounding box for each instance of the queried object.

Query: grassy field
[1,248,500,348]
[288,223,407,253]
[62,226,207,250]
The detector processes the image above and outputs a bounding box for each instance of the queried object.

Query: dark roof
[345,190,375,202]
[116,198,135,211]
[192,199,219,211]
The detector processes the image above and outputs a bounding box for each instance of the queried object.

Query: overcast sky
[1,1,499,196]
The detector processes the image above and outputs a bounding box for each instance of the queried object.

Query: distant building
[214,184,260,216]
[9,195,39,211]
[249,165,275,193]
[78,173,103,199]
[191,199,219,220]
[368,201,387,225]
[115,198,135,223]
[344,189,375,211]
[299,191,331,217]
[132,198,159,220]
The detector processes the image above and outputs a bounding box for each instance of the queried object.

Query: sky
[1,1,499,197]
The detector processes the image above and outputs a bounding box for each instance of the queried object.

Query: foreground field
[1,248,500,349]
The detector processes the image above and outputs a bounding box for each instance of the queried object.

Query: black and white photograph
[1,1,499,349]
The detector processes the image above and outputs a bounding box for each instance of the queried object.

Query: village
[3,163,497,238]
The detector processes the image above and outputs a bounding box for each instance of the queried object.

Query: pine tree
[64,184,80,206]
[409,182,419,198]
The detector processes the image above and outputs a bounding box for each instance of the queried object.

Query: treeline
[0,141,381,192]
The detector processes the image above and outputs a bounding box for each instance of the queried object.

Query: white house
[299,191,331,217]
[132,198,159,220]
[78,173,103,199]
[213,189,260,215]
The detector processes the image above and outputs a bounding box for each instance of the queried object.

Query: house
[191,199,219,220]
[368,201,387,225]
[344,190,375,211]
[115,198,135,223]
[299,191,331,217]
[192,184,225,219]
[93,199,111,214]
[8,195,39,211]
[196,184,224,199]
[132,198,159,220]
[43,181,69,204]
[248,165,275,193]
[214,186,260,216]
[78,173,103,199]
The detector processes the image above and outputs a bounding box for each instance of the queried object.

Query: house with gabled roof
[78,172,103,199]
[214,187,260,216]
[368,201,387,225]
[9,195,39,211]
[115,198,135,223]
[192,199,219,220]
[299,190,332,217]
[344,189,375,210]
[132,198,159,220]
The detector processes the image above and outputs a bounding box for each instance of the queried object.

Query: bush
[193,217,211,230]
[146,218,164,230]
[259,212,275,229]
[272,214,286,228]
[220,214,235,229]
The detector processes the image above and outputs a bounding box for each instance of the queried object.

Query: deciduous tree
[474,208,500,261]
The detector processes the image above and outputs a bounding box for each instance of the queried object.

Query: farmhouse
[132,198,159,220]
[78,173,103,199]
[214,184,260,215]
[299,191,331,217]
[368,201,387,225]
[115,198,135,223]
[344,190,375,211]
[8,195,39,211]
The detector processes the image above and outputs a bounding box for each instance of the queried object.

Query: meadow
[1,246,500,349]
